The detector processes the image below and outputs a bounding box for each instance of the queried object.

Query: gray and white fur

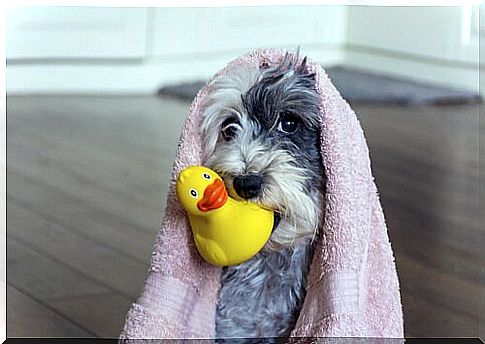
[200,52,325,340]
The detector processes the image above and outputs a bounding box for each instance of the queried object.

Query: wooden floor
[6,95,483,339]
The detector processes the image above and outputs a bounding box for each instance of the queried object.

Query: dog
[200,51,325,339]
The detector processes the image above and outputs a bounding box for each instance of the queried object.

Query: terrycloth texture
[120,49,404,340]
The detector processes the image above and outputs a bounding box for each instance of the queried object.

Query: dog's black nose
[233,174,263,199]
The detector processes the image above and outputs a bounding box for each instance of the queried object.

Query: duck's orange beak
[197,178,228,212]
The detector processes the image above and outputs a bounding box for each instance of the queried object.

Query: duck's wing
[195,234,228,267]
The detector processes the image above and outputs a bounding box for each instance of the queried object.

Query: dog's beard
[200,54,324,249]
[204,120,322,249]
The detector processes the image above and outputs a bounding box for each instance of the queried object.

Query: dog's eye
[221,118,239,141]
[278,113,300,134]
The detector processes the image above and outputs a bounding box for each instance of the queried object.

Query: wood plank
[8,131,166,213]
[357,104,479,179]
[7,201,149,299]
[47,293,133,338]
[8,237,109,300]
[371,147,478,197]
[7,137,166,233]
[377,172,479,234]
[7,95,189,228]
[389,224,482,287]
[402,289,478,337]
[381,191,480,255]
[357,104,479,143]
[7,170,158,263]
[354,103,482,338]
[396,253,482,320]
[7,284,94,338]
[6,95,188,163]
[384,195,482,259]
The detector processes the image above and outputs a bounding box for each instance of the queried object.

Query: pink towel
[120,49,404,339]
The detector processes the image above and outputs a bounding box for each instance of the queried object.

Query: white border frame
[1,1,482,342]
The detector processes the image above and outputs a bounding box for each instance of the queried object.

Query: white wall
[344,6,479,92]
[6,6,481,94]
[7,7,148,59]
[6,6,347,94]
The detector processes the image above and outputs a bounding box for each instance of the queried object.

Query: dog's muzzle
[233,174,263,199]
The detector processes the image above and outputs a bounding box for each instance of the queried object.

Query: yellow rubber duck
[176,166,274,267]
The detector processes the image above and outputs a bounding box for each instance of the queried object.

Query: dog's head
[200,52,324,249]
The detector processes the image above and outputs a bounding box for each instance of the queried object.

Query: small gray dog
[200,52,325,340]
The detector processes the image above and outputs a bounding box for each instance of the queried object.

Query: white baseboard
[343,45,480,94]
[10,44,480,96]
[6,46,344,95]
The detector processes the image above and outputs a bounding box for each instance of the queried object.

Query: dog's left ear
[296,56,316,81]
[298,56,308,73]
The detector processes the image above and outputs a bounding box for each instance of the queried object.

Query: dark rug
[158,65,481,106]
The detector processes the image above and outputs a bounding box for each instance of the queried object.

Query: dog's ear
[296,56,316,81]
[296,56,308,75]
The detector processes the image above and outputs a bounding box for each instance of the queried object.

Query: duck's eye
[221,117,239,141]
[278,113,300,134]
[202,173,211,180]
[189,189,198,198]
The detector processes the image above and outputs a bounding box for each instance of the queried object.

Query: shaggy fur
[200,52,325,339]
